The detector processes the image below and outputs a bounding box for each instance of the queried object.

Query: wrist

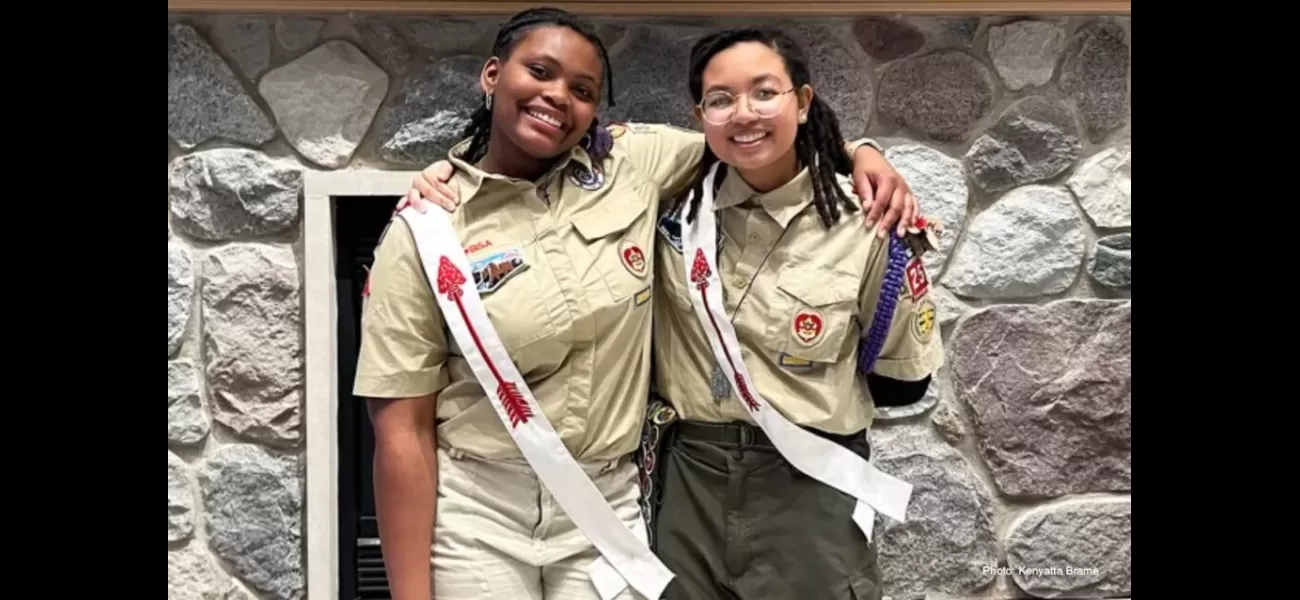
[845,138,884,160]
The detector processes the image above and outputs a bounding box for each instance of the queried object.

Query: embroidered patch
[635,286,652,306]
[911,298,937,344]
[779,353,814,369]
[619,238,648,278]
[905,257,930,300]
[470,248,528,294]
[657,210,683,253]
[607,123,627,138]
[567,163,604,190]
[792,310,825,346]
[465,240,493,255]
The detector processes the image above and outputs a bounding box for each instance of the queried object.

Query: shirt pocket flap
[572,194,647,241]
[775,268,859,307]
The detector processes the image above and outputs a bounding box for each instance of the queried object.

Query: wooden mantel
[166,0,1131,16]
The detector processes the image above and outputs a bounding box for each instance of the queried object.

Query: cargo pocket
[572,188,654,303]
[764,265,861,363]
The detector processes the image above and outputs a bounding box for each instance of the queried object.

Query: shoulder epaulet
[903,216,942,258]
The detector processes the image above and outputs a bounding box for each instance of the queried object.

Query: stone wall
[167,11,1131,600]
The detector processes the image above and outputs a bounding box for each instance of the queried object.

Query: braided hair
[459,7,617,166]
[673,27,856,230]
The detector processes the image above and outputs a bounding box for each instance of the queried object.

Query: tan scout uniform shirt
[653,166,945,434]
[352,123,704,462]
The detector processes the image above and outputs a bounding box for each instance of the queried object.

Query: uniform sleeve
[616,122,707,199]
[857,236,944,382]
[352,217,450,399]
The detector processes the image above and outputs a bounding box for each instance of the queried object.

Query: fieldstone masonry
[167,11,1130,600]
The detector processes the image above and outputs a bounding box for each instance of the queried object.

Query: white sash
[398,208,674,600]
[677,163,913,542]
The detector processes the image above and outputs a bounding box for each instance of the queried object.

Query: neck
[479,125,557,181]
[734,145,799,193]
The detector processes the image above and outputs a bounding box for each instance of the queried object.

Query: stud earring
[798,113,807,124]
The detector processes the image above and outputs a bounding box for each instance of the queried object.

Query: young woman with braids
[371,8,922,600]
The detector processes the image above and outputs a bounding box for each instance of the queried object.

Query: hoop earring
[485,93,493,110]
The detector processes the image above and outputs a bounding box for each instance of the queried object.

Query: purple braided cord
[858,235,910,376]
[582,122,614,161]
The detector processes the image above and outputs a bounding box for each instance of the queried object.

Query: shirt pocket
[763,266,860,364]
[572,190,654,304]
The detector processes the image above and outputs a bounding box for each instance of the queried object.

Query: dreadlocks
[673,27,856,230]
[459,7,617,166]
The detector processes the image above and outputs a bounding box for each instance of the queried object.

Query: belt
[674,420,866,456]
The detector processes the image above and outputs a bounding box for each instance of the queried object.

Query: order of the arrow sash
[677,163,913,543]
[397,207,674,600]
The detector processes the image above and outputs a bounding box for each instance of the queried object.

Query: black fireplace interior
[333,195,401,599]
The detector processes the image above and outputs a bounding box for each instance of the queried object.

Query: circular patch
[619,238,648,278]
[792,310,825,346]
[567,163,604,191]
[911,298,937,344]
[607,122,627,138]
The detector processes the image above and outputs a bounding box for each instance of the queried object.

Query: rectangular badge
[635,286,652,306]
[778,353,814,369]
[471,248,528,294]
[905,257,930,300]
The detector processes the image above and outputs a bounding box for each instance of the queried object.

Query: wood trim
[167,1,1131,16]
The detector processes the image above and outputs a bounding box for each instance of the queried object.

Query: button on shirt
[653,166,945,434]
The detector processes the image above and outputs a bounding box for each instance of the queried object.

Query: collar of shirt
[444,138,596,204]
[713,164,817,229]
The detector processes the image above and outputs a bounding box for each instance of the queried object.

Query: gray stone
[1059,21,1130,142]
[168,24,275,149]
[260,41,389,168]
[871,425,999,599]
[275,18,324,52]
[852,17,924,61]
[168,541,249,600]
[168,148,302,241]
[930,398,965,445]
[200,444,304,599]
[379,54,486,165]
[168,242,193,356]
[786,23,876,138]
[1067,143,1131,228]
[965,97,1081,193]
[950,300,1131,497]
[943,185,1085,299]
[933,286,969,329]
[211,17,271,80]
[356,20,412,76]
[606,25,703,129]
[987,20,1066,91]
[883,144,968,278]
[169,360,210,446]
[202,244,302,447]
[405,18,500,55]
[1088,234,1131,290]
[878,51,994,142]
[906,17,979,46]
[168,452,194,543]
[1006,498,1131,598]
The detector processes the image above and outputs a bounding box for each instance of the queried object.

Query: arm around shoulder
[614,122,708,199]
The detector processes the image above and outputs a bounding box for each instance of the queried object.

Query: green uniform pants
[652,419,882,600]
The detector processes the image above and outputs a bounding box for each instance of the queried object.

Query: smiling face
[695,41,811,174]
[481,25,604,161]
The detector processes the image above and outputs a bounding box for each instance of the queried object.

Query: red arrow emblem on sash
[437,256,533,428]
[691,250,760,412]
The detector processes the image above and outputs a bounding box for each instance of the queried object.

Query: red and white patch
[792,311,825,346]
[465,240,493,255]
[905,257,930,300]
[619,238,648,278]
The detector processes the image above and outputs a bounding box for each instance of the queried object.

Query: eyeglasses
[697,87,797,125]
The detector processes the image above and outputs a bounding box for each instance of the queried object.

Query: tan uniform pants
[433,446,650,599]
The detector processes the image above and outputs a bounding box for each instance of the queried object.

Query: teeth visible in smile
[527,110,562,128]
[732,131,767,143]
